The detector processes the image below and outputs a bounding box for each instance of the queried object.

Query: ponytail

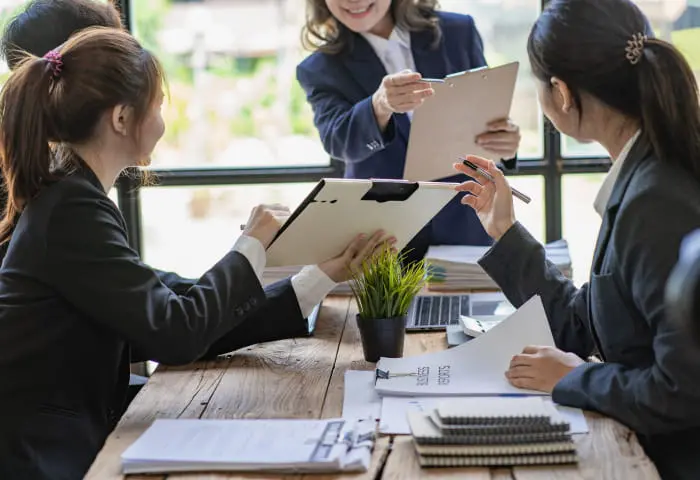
[638,39,700,181]
[0,55,59,245]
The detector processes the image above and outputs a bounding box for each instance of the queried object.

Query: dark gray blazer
[0,165,308,480]
[479,136,700,480]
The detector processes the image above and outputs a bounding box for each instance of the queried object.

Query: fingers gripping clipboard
[265,179,458,267]
[404,62,519,181]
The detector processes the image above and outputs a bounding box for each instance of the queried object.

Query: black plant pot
[356,314,406,363]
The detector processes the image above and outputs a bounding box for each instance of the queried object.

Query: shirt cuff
[291,265,338,318]
[233,235,266,283]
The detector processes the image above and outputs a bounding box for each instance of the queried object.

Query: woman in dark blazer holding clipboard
[455,0,700,478]
[0,27,389,479]
[296,0,521,261]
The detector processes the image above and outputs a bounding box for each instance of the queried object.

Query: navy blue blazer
[297,12,515,257]
[480,136,700,480]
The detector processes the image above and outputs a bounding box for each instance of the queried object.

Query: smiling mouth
[345,3,373,15]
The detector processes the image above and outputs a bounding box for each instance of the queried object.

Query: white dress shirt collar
[593,130,641,217]
[360,26,412,59]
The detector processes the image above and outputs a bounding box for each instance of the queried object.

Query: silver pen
[421,78,445,83]
[460,157,532,204]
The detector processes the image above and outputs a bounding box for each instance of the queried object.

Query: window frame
[114,0,611,254]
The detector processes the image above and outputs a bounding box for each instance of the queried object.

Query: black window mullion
[543,119,563,242]
[116,173,143,254]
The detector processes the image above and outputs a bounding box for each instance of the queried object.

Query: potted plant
[349,246,428,363]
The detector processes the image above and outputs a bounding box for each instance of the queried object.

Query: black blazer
[0,166,308,479]
[479,136,700,480]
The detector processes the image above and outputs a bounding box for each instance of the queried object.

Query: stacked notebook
[408,397,578,468]
[262,267,353,295]
[426,240,573,291]
[121,418,374,474]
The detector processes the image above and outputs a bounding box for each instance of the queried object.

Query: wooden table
[87,297,660,479]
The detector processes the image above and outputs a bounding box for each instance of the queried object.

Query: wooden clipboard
[404,62,519,181]
[265,179,458,267]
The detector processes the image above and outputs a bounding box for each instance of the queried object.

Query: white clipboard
[266,178,458,267]
[404,62,519,181]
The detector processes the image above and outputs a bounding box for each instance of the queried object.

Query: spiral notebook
[418,453,579,468]
[408,397,579,468]
[436,397,559,426]
[408,412,573,446]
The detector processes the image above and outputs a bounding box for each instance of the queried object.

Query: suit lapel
[341,35,387,101]
[591,136,651,274]
[411,29,447,79]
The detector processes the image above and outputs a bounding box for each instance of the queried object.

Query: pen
[460,157,532,204]
[421,78,445,83]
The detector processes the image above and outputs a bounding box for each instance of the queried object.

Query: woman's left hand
[318,231,396,283]
[505,345,585,393]
[475,118,521,159]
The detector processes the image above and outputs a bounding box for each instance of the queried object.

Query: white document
[549,401,589,434]
[380,396,452,435]
[342,370,382,421]
[375,295,555,396]
[380,396,588,435]
[121,418,374,474]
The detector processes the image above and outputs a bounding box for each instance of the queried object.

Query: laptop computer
[405,292,511,331]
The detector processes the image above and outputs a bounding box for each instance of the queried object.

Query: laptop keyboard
[406,295,470,330]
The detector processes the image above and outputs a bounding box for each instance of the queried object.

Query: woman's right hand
[241,204,291,249]
[372,70,434,129]
[453,155,517,241]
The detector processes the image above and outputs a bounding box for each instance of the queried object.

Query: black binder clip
[374,368,417,384]
[375,369,390,381]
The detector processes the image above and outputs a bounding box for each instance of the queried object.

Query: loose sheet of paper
[375,295,555,396]
[342,370,382,421]
[380,396,589,435]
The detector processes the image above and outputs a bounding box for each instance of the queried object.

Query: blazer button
[235,307,244,317]
[250,298,258,307]
[243,302,252,312]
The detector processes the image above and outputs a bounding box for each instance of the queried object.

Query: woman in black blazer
[0,27,389,480]
[453,0,700,478]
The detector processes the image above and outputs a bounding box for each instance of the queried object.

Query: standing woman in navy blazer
[297,0,522,261]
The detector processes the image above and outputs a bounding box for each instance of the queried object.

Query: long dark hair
[1,0,122,68]
[0,27,163,245]
[528,0,700,180]
[302,0,441,54]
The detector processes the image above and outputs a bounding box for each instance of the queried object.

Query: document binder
[121,417,375,474]
[404,62,519,181]
[265,178,458,267]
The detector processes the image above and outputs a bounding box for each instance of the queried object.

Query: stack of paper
[121,418,374,474]
[375,295,555,397]
[426,240,572,291]
[407,398,578,468]
[262,267,353,295]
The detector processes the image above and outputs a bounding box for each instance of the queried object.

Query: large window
[1,0,697,288]
[124,0,700,287]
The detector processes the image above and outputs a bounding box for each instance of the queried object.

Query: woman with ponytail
[0,27,390,479]
[452,0,700,478]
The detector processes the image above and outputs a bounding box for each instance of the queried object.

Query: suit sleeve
[296,63,397,163]
[44,192,267,366]
[154,270,196,295]
[198,278,309,359]
[552,194,700,436]
[478,222,595,357]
